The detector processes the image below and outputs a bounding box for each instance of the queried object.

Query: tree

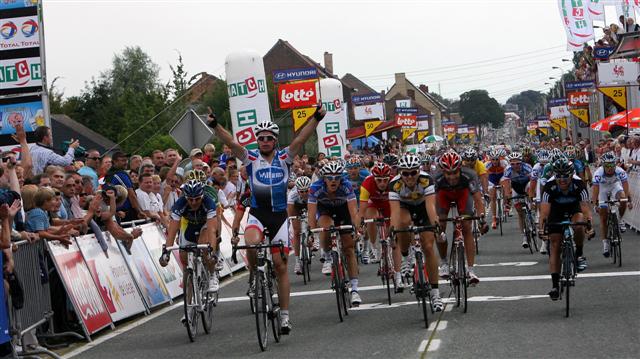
[168,51,189,101]
[506,90,546,118]
[458,90,504,140]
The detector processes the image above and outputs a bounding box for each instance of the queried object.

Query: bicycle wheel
[381,242,392,305]
[201,271,215,334]
[183,269,199,342]
[254,271,268,351]
[529,213,539,252]
[301,234,309,285]
[414,251,429,328]
[340,253,350,315]
[473,220,480,255]
[457,244,468,313]
[609,214,622,266]
[449,243,460,307]
[331,251,345,322]
[249,272,256,314]
[561,244,574,318]
[267,265,281,343]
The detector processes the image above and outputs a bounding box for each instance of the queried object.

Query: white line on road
[475,261,538,267]
[427,339,441,352]
[418,340,429,352]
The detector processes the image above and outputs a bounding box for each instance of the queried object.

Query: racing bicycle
[363,217,394,305]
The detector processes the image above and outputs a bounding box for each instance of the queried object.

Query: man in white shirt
[211,167,236,207]
[136,172,168,227]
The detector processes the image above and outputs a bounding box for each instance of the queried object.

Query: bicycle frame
[602,198,627,267]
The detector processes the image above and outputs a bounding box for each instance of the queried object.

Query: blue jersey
[242,147,292,212]
[485,159,509,185]
[343,172,368,200]
[502,163,532,194]
[170,195,217,225]
[308,178,356,208]
[572,159,585,175]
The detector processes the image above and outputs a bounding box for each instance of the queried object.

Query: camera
[0,189,21,206]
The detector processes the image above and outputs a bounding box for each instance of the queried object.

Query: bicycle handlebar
[231,241,285,264]
[443,216,482,222]
[545,221,591,227]
[165,244,211,252]
[390,225,438,235]
[363,217,390,224]
[310,225,354,233]
[600,198,628,204]
[506,195,528,201]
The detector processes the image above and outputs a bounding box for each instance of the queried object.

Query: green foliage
[168,52,189,101]
[506,90,546,117]
[459,90,504,135]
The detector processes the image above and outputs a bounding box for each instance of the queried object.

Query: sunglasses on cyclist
[443,170,459,175]
[257,136,276,142]
[297,189,309,194]
[374,177,390,182]
[604,163,616,168]
[556,175,572,180]
[325,175,342,181]
[186,196,203,202]
[401,170,418,177]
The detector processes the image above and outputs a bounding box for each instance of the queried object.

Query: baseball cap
[190,148,203,157]
[175,167,185,178]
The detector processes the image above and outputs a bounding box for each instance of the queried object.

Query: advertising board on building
[598,60,640,86]
[354,102,385,121]
[277,80,319,109]
[272,67,317,83]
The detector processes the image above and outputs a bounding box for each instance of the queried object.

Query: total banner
[557,0,595,51]
[46,240,113,336]
[225,50,271,150]
[118,233,171,308]
[354,102,385,121]
[598,60,640,86]
[0,15,40,51]
[0,98,46,135]
[76,234,147,322]
[277,80,319,109]
[138,223,183,298]
[317,78,348,158]
[0,56,43,92]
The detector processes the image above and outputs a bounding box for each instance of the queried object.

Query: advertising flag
[598,60,640,86]
[292,107,316,132]
[365,120,382,137]
[317,78,348,157]
[558,0,595,51]
[588,0,605,21]
[598,86,627,109]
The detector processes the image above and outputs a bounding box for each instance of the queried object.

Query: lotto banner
[557,0,595,51]
[277,80,319,109]
[317,78,348,158]
[138,223,183,299]
[118,234,171,308]
[0,57,43,92]
[0,98,46,135]
[0,15,40,51]
[568,92,590,107]
[47,240,113,336]
[76,234,147,322]
[225,50,271,150]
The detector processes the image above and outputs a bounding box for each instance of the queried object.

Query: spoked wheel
[254,271,268,351]
[614,238,622,267]
[381,242,392,305]
[340,254,350,315]
[201,271,215,334]
[414,251,429,328]
[183,269,198,342]
[529,216,539,253]
[249,272,256,314]
[267,268,281,343]
[301,236,310,285]
[457,245,468,313]
[561,246,574,318]
[449,244,461,307]
[473,220,480,255]
[525,228,534,254]
[498,215,503,236]
[331,251,345,322]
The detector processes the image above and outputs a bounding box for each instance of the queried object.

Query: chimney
[419,84,429,94]
[394,72,406,85]
[324,52,333,75]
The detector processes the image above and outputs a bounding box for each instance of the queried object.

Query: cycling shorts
[597,182,624,208]
[183,223,208,243]
[399,202,430,226]
[318,203,352,227]
[436,188,474,216]
[367,199,391,219]
[547,212,582,234]
[247,208,290,254]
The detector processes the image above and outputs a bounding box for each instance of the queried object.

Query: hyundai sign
[272,67,318,83]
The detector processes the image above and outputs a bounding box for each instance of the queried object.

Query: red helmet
[371,162,391,177]
[438,151,462,171]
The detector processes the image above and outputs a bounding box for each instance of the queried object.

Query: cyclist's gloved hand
[313,103,327,122]
[479,221,489,235]
[159,247,171,267]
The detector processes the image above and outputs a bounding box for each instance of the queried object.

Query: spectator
[161,154,183,211]
[105,151,143,222]
[99,155,112,180]
[78,149,100,190]
[164,148,180,167]
[626,17,640,32]
[139,163,155,177]
[25,187,73,245]
[184,148,203,172]
[11,123,33,178]
[218,144,232,169]
[29,126,79,175]
[135,173,167,227]
[202,143,216,165]
[212,167,236,207]
[151,150,165,173]
[129,155,143,175]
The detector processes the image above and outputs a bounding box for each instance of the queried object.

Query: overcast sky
[41,0,624,103]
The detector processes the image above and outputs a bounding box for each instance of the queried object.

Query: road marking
[475,261,538,267]
[427,339,441,352]
[418,340,428,352]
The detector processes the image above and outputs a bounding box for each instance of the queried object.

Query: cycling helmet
[320,161,344,176]
[295,176,311,191]
[498,148,508,158]
[462,148,477,161]
[371,162,391,177]
[398,154,421,170]
[551,147,563,157]
[601,151,617,164]
[537,150,550,164]
[421,154,432,164]
[438,151,462,171]
[345,157,361,169]
[182,179,205,198]
[383,153,399,167]
[186,169,207,183]
[507,152,523,162]
[549,152,566,164]
[254,120,280,136]
[565,145,577,160]
[552,157,574,177]
[489,149,501,160]
[522,147,533,156]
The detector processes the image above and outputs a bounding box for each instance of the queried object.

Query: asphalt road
[69,216,640,359]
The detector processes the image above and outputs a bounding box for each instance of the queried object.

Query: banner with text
[277,80,319,109]
[557,0,595,51]
[598,60,640,86]
[272,67,318,83]
[0,15,40,51]
[317,78,348,157]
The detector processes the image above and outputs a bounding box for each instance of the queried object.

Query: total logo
[280,88,315,104]
[227,77,266,99]
[21,19,38,37]
[0,21,17,40]
[255,167,285,185]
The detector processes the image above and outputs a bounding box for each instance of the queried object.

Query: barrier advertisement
[0,254,9,344]
[46,240,113,335]
[117,236,171,308]
[76,234,147,322]
[138,224,183,298]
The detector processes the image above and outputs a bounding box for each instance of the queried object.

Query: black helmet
[553,157,574,178]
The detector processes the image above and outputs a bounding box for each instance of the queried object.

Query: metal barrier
[623,171,640,232]
[9,240,82,358]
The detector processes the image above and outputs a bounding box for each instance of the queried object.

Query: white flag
[614,0,639,21]
[558,0,595,51]
[588,0,605,21]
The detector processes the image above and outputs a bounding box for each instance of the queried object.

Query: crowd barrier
[8,207,248,346]
[622,171,640,232]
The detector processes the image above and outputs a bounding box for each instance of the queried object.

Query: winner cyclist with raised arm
[207,104,326,334]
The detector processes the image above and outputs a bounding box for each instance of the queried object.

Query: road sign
[169,109,213,153]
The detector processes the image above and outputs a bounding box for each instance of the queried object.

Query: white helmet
[254,120,279,136]
[295,176,311,191]
[320,161,344,176]
[398,154,421,170]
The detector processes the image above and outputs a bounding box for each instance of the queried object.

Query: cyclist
[388,154,443,311]
[159,180,219,294]
[308,161,362,306]
[435,151,488,284]
[421,154,437,176]
[208,104,326,334]
[383,153,399,177]
[591,152,633,257]
[344,157,368,204]
[461,147,488,194]
[287,176,312,275]
[529,149,551,253]
[485,149,509,229]
[539,158,593,300]
[522,147,537,167]
[501,152,534,248]
[357,162,392,266]
[565,145,586,180]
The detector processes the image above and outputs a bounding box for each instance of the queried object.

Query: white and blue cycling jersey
[592,166,628,186]
[501,163,532,194]
[242,147,292,212]
[308,178,356,208]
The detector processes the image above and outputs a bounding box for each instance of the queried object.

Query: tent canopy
[350,136,381,149]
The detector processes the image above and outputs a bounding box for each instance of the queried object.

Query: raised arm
[206,108,246,159]
[12,123,33,178]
